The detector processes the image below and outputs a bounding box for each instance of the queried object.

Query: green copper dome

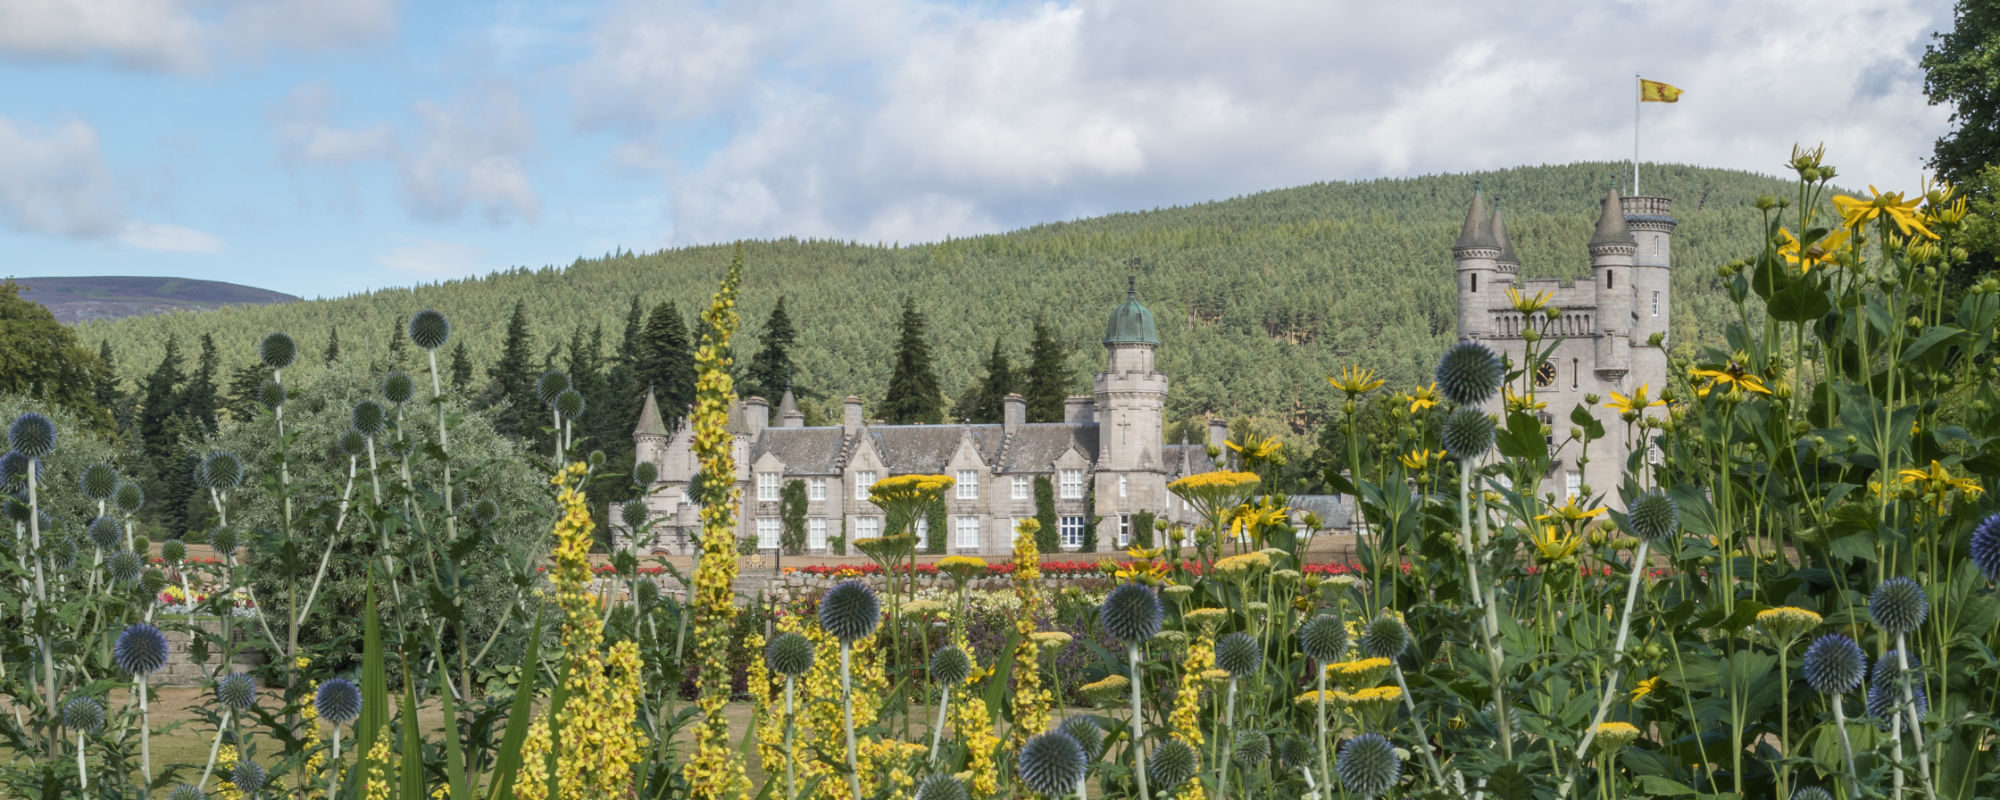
[1103,278,1158,346]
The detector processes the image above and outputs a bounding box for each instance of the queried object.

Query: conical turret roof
[1454,188,1499,251]
[634,388,668,436]
[1491,205,1520,265]
[777,387,800,419]
[1590,187,1636,247]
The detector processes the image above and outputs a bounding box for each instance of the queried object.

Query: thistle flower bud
[231,761,267,795]
[930,645,971,685]
[766,632,815,677]
[259,332,296,370]
[1148,739,1198,792]
[818,580,881,643]
[161,538,187,563]
[1059,715,1103,761]
[79,463,119,500]
[167,783,205,800]
[1440,408,1493,459]
[88,515,123,549]
[141,568,169,598]
[1626,490,1678,545]
[315,677,362,726]
[408,310,451,350]
[620,499,650,530]
[1792,787,1833,800]
[555,388,585,420]
[7,412,56,459]
[1099,583,1164,644]
[633,461,659,486]
[1336,733,1400,798]
[1971,511,2000,585]
[1434,343,1504,406]
[1299,614,1348,664]
[471,498,500,526]
[0,454,27,494]
[1360,614,1411,659]
[1276,736,1311,768]
[337,429,367,458]
[913,774,968,800]
[216,672,257,711]
[108,550,143,584]
[114,623,169,675]
[351,401,386,438]
[1232,730,1270,766]
[1869,576,1928,637]
[208,525,239,556]
[536,370,572,407]
[1018,731,1086,796]
[635,577,659,605]
[1215,631,1262,677]
[381,371,415,404]
[47,535,76,569]
[61,695,104,733]
[198,451,244,492]
[258,379,286,409]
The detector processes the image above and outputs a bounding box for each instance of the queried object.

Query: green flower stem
[75,732,86,790]
[328,725,343,800]
[1129,642,1151,800]
[841,642,862,800]
[1557,540,1650,798]
[929,686,951,766]
[1215,677,1237,800]
[136,673,151,785]
[196,708,232,790]
[1315,665,1331,800]
[1389,664,1448,793]
[783,675,799,800]
[1777,644,1791,800]
[1831,694,1857,797]
[1893,634,1937,800]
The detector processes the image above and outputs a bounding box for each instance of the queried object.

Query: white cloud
[0,0,397,71]
[118,222,227,254]
[0,115,122,238]
[567,0,1953,247]
[378,241,486,277]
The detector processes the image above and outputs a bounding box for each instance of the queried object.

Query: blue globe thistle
[1866,650,1927,727]
[1300,614,1348,664]
[1275,736,1311,768]
[167,783,205,800]
[1017,731,1087,795]
[231,760,267,794]
[1,493,26,525]
[1792,787,1833,800]
[351,400,386,438]
[818,581,881,643]
[766,632,815,677]
[161,538,187,563]
[1869,577,1928,637]
[315,677,362,726]
[1215,631,1262,677]
[1099,583,1164,644]
[217,672,257,711]
[930,645,971,685]
[635,577,659,605]
[1440,407,1494,459]
[1147,739,1198,791]
[1233,730,1270,767]
[471,498,500,526]
[408,310,451,351]
[259,332,296,370]
[47,535,77,570]
[536,370,572,407]
[108,549,143,584]
[1360,614,1411,659]
[336,428,368,458]
[8,412,57,459]
[79,463,119,500]
[1971,511,2000,585]
[114,623,169,675]
[141,567,169,599]
[1336,733,1401,798]
[113,480,144,514]
[0,451,31,493]
[620,499,650,530]
[209,525,238,555]
[1801,633,1866,695]
[61,695,104,733]
[1626,490,1679,545]
[1435,343,1504,406]
[386,436,413,460]
[258,378,286,410]
[380,371,415,404]
[633,461,659,487]
[1059,715,1103,761]
[912,774,968,800]
[554,388,586,420]
[198,451,244,492]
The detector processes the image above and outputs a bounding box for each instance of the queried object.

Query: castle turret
[1589,187,1637,378]
[1454,188,1502,340]
[1095,278,1169,520]
[633,388,669,470]
[1490,203,1521,288]
[1623,194,1675,351]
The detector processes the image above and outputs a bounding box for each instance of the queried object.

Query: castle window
[855,471,877,501]
[1471,274,1478,292]
[1564,471,1582,502]
[1009,517,1023,543]
[808,518,827,550]
[1059,516,1086,549]
[1060,469,1084,499]
[1118,515,1132,547]
[1013,476,1031,500]
[957,470,979,499]
[1606,271,1615,289]
[914,516,929,549]
[1652,291,1660,317]
[855,516,880,539]
[808,478,826,501]
[756,518,779,550]
[757,472,779,502]
[956,517,980,550]
[1572,358,1579,389]
[1118,474,1128,498]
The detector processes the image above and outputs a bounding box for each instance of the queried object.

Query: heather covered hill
[13,276,297,324]
[78,161,1787,433]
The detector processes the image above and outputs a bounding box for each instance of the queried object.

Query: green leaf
[1633,775,1699,796]
[435,660,472,800]
[1484,763,1534,800]
[1900,324,1968,364]
[486,606,545,800]
[1495,409,1546,460]
[401,667,426,800]
[356,581,390,764]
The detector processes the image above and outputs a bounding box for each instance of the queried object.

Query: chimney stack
[1064,395,1095,424]
[1003,393,1026,433]
[743,396,769,438]
[1207,417,1229,451]
[844,396,864,435]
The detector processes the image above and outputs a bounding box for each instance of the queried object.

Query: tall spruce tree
[968,338,1015,423]
[385,314,409,368]
[743,296,798,403]
[182,333,221,435]
[1022,316,1073,423]
[449,342,474,393]
[636,301,696,425]
[880,297,945,424]
[485,300,539,440]
[323,327,341,365]
[224,361,265,422]
[135,335,187,531]
[94,340,123,418]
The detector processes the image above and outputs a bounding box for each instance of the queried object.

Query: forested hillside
[79,162,1786,435]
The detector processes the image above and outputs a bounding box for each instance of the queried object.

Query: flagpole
[1633,73,1641,195]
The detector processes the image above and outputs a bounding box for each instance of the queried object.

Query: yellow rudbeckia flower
[1775,227,1850,273]
[1604,384,1665,417]
[1833,186,1937,240]
[1328,365,1385,396]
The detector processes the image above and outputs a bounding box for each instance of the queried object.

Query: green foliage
[1033,475,1057,553]
[1022,316,1073,423]
[780,478,808,555]
[880,297,945,424]
[958,338,1015,424]
[1130,509,1155,548]
[485,300,538,440]
[77,163,1788,437]
[924,495,948,555]
[1924,1,2000,186]
[635,300,695,430]
[742,296,798,404]
[0,281,111,432]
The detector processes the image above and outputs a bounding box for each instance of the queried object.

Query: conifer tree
[224,361,264,422]
[182,333,221,435]
[94,340,123,416]
[743,296,797,403]
[449,342,475,393]
[136,335,187,531]
[637,301,696,426]
[967,338,1015,424]
[486,300,539,440]
[385,314,409,367]
[1022,316,1073,423]
[880,297,944,424]
[323,327,341,365]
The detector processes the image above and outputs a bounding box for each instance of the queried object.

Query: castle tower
[1490,203,1521,290]
[1094,277,1169,520]
[1624,193,1675,378]
[1453,188,1502,340]
[1590,187,1637,378]
[633,388,669,468]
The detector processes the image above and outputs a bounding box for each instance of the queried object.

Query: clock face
[1534,361,1557,387]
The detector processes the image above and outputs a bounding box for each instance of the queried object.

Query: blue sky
[0,0,1954,299]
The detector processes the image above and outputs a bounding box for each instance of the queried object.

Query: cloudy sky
[0,0,1956,299]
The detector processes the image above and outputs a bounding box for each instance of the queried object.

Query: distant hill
[78,162,1794,434]
[12,276,298,324]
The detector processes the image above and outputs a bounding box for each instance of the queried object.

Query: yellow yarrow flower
[1325,658,1394,689]
[936,555,989,583]
[1184,607,1230,632]
[1079,674,1131,706]
[1593,721,1643,752]
[1212,551,1271,579]
[1755,606,1823,642]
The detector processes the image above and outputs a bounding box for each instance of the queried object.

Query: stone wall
[155,617,265,687]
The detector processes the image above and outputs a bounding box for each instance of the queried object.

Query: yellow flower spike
[1833,185,1937,240]
[1776,228,1850,273]
[1604,384,1665,417]
[1007,517,1055,751]
[1505,286,1554,314]
[1327,365,1386,396]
